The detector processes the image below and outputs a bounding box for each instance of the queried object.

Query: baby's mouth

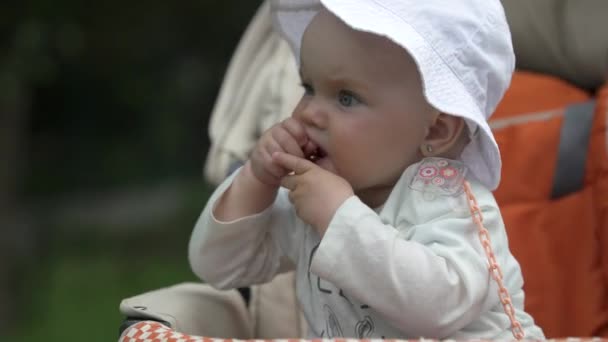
[307,146,328,164]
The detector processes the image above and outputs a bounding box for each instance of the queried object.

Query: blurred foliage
[1,1,263,341]
[1,0,261,196]
[9,180,214,342]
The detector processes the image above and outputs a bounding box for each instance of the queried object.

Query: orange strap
[463,181,525,340]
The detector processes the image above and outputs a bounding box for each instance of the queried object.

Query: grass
[6,180,213,342]
[14,254,196,342]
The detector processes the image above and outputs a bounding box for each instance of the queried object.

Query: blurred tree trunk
[0,81,27,207]
[0,75,29,336]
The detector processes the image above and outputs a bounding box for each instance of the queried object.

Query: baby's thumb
[273,152,314,175]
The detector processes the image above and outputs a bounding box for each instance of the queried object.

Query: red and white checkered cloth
[119,321,606,342]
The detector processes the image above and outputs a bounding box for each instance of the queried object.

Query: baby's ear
[420,113,466,158]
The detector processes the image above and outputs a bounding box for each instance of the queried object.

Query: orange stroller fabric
[491,72,608,338]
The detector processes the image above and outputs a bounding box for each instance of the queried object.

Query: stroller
[119,0,608,340]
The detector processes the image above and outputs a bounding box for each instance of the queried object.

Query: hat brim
[271,0,502,190]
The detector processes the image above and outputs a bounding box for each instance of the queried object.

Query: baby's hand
[249,118,315,187]
[273,151,354,236]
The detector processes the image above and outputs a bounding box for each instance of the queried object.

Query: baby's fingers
[272,126,304,158]
[273,151,315,176]
[281,118,308,147]
[262,140,292,176]
[280,173,297,191]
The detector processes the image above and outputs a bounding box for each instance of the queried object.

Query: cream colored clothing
[204,1,301,185]
[189,158,544,340]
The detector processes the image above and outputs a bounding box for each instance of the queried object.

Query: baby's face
[293,8,437,207]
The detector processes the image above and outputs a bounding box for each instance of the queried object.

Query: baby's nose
[294,100,328,129]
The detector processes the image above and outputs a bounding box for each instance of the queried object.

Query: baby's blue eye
[338,90,360,107]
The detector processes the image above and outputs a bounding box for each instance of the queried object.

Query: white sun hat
[270,0,515,191]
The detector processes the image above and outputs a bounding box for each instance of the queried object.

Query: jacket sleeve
[188,170,300,290]
[311,190,508,338]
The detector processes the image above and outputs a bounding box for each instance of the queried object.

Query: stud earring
[426,145,434,153]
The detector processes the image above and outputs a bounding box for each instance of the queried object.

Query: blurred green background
[0,1,261,341]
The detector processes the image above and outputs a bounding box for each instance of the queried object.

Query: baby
[189,0,545,339]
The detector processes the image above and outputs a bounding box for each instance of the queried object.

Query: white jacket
[189,158,544,340]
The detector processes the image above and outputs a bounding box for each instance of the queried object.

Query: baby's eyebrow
[327,75,370,93]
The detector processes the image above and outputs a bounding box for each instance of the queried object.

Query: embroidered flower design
[411,159,466,196]
[436,160,449,168]
[441,167,458,179]
[419,166,438,178]
[432,177,445,186]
